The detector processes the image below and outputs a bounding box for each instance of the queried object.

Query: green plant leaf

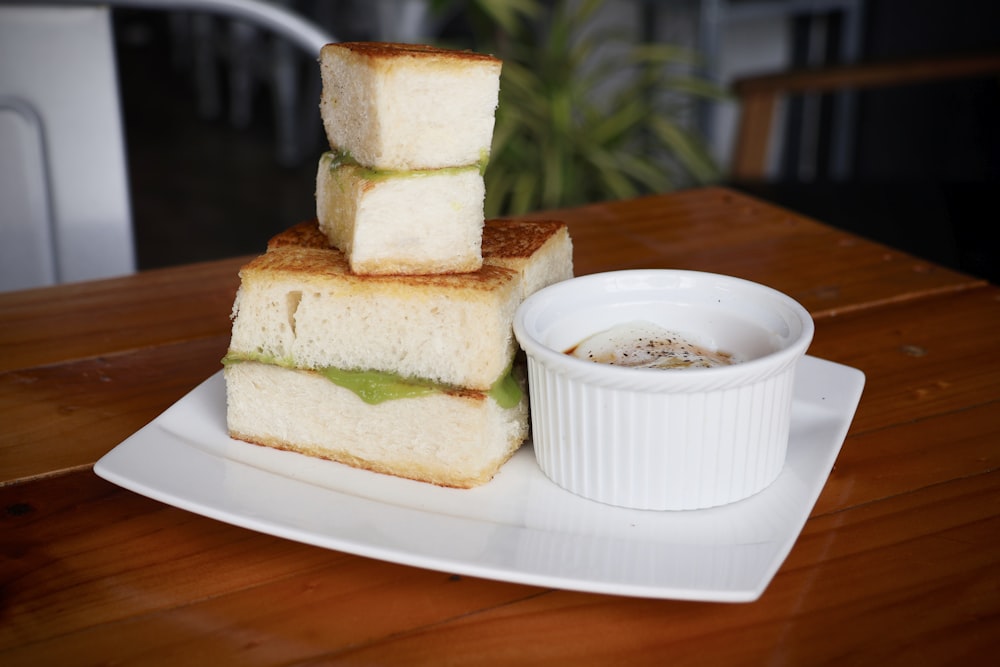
[585,150,642,201]
[465,0,721,215]
[648,115,720,183]
[471,0,542,34]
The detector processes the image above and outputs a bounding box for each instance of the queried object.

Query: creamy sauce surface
[565,321,738,370]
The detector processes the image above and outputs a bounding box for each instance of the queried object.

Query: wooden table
[3,187,998,664]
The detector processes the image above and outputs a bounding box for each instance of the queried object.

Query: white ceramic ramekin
[513,269,815,511]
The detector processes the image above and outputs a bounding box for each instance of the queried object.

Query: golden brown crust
[241,242,516,293]
[322,41,501,67]
[482,219,568,261]
[267,220,329,250]
[267,218,569,264]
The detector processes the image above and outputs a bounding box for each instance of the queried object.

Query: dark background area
[115,0,1000,282]
[116,12,324,269]
[734,0,1000,283]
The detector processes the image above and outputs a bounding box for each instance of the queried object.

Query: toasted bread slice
[225,361,528,488]
[319,42,501,170]
[228,241,521,391]
[315,151,485,275]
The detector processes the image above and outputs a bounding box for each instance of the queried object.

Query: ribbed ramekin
[513,270,814,511]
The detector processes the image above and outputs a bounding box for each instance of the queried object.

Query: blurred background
[106,0,999,281]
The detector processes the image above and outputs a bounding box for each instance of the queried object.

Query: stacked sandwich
[224,43,574,488]
[315,42,499,275]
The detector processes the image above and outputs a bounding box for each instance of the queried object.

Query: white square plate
[95,355,864,602]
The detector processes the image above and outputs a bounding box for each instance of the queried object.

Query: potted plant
[433,0,726,216]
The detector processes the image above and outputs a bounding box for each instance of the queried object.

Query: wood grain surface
[2,187,997,665]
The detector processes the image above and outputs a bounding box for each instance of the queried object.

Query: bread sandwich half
[315,150,486,275]
[319,42,501,172]
[224,219,573,488]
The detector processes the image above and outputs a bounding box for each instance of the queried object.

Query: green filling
[324,149,489,179]
[222,352,521,408]
[488,368,522,409]
[317,366,440,404]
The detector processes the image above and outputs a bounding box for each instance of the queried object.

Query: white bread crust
[228,249,521,391]
[315,153,485,275]
[225,362,528,488]
[320,42,501,170]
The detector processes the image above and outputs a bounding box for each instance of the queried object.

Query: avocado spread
[222,352,522,408]
[324,149,489,178]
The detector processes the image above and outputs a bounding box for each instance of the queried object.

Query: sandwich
[225,41,570,488]
[224,218,573,488]
[316,42,501,275]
